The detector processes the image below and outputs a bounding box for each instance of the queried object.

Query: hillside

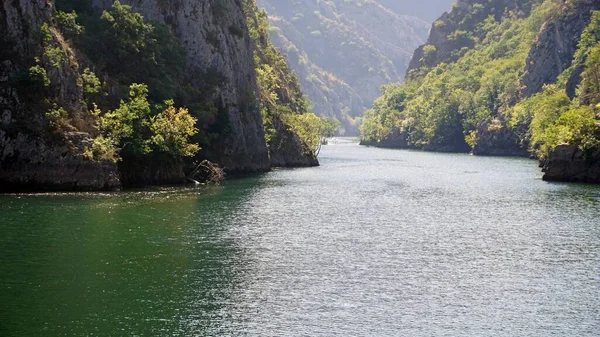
[377,0,457,22]
[361,0,600,183]
[0,0,327,191]
[257,0,435,134]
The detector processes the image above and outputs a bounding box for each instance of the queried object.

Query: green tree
[150,102,200,157]
[84,1,186,101]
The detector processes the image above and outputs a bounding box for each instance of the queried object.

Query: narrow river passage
[1,138,599,336]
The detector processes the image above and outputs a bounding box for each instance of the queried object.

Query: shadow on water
[0,178,265,336]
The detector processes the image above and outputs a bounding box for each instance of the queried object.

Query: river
[1,138,599,336]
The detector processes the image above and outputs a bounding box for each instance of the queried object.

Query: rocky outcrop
[268,115,318,168]
[2,0,325,192]
[0,0,120,191]
[521,0,600,97]
[92,0,270,173]
[117,157,186,187]
[542,145,600,184]
[472,119,529,157]
[0,131,120,192]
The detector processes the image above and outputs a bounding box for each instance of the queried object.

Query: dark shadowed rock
[268,115,319,168]
[473,119,529,157]
[542,145,600,184]
[0,131,120,192]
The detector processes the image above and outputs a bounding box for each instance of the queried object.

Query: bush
[150,102,200,157]
[539,106,599,157]
[45,105,71,132]
[97,84,199,160]
[27,65,51,88]
[56,11,84,39]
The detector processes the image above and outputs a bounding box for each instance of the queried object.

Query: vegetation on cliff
[1,0,335,189]
[361,0,600,162]
[512,10,600,159]
[245,2,338,162]
[43,0,200,174]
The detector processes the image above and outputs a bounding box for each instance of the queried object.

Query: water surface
[1,139,599,336]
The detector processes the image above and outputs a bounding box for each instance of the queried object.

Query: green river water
[1,138,599,336]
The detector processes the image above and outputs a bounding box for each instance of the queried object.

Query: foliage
[45,105,71,132]
[95,84,199,161]
[84,135,120,162]
[52,0,204,164]
[81,68,102,95]
[283,113,323,153]
[361,0,561,151]
[78,0,187,102]
[320,117,341,140]
[579,43,600,106]
[150,102,200,157]
[508,84,572,154]
[98,83,152,156]
[513,11,600,159]
[25,65,51,89]
[538,105,599,157]
[56,11,84,39]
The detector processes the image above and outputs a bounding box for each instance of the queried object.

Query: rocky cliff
[474,0,600,160]
[92,0,270,174]
[0,0,317,191]
[0,0,121,191]
[361,0,600,183]
[522,0,600,98]
[542,144,600,184]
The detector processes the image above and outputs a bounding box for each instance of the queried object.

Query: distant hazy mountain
[258,0,451,134]
[377,0,457,22]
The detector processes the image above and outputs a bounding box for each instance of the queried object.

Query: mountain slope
[361,0,600,183]
[377,0,458,22]
[257,0,433,134]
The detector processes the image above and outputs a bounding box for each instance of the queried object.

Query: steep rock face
[268,115,318,168]
[474,1,600,158]
[0,131,120,191]
[407,0,534,78]
[521,0,600,97]
[92,0,270,173]
[472,119,529,157]
[542,144,600,183]
[0,0,120,191]
[1,0,317,191]
[257,0,431,134]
